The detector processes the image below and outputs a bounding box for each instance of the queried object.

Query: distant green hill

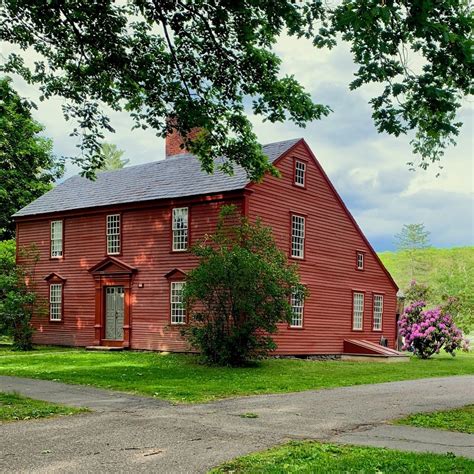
[378,247,474,332]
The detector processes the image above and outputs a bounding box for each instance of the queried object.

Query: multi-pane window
[107,214,121,255]
[290,289,304,328]
[295,160,306,187]
[172,207,188,251]
[357,252,364,270]
[49,284,62,321]
[373,294,383,331]
[50,220,63,258]
[291,214,305,258]
[170,281,186,324]
[353,292,364,330]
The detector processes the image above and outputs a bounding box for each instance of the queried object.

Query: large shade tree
[0,77,64,240]
[0,1,472,179]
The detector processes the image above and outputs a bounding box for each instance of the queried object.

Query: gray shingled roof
[14,138,301,218]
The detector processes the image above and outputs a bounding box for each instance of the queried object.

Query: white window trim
[373,294,383,331]
[49,283,62,321]
[357,252,364,270]
[170,281,186,325]
[352,292,364,331]
[295,160,306,187]
[106,214,121,255]
[291,214,305,259]
[50,220,63,258]
[172,207,189,252]
[290,289,304,328]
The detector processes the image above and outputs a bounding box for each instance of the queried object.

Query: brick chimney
[165,127,201,158]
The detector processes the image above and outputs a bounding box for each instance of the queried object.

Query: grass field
[0,392,86,422]
[211,441,474,473]
[378,247,474,291]
[0,347,472,403]
[395,405,474,434]
[378,246,474,332]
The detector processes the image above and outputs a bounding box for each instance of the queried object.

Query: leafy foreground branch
[1,1,472,178]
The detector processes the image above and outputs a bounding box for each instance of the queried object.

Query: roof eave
[13,188,248,222]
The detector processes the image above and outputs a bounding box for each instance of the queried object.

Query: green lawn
[210,441,474,473]
[0,392,87,422]
[395,405,474,434]
[0,347,472,403]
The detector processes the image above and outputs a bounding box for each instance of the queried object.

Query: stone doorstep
[85,346,124,351]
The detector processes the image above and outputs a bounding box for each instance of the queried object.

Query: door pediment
[88,256,137,276]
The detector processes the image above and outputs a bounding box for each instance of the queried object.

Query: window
[290,289,304,328]
[353,292,364,330]
[49,283,62,321]
[294,160,306,187]
[291,214,305,258]
[172,207,188,251]
[50,220,63,258]
[107,214,121,255]
[356,252,364,270]
[170,281,186,324]
[373,294,383,331]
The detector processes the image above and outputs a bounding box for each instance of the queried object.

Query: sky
[3,34,473,252]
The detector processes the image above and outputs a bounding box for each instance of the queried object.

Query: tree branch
[151,0,193,101]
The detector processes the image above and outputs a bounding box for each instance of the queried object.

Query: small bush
[0,240,43,350]
[398,300,467,359]
[182,206,306,366]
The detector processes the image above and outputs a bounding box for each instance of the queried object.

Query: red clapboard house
[14,133,400,356]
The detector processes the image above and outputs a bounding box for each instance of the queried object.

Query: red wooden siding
[16,139,397,355]
[18,218,97,347]
[246,141,398,354]
[17,196,244,351]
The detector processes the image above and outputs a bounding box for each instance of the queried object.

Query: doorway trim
[89,256,137,348]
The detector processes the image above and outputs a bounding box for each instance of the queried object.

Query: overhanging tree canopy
[1,1,472,180]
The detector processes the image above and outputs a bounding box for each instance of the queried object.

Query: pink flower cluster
[398,300,465,359]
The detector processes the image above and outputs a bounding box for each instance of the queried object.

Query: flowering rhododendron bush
[398,301,466,359]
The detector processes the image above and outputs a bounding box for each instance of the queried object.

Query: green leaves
[0,1,471,178]
[0,78,64,239]
[325,0,473,170]
[183,206,305,366]
[97,143,128,171]
[0,241,43,351]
